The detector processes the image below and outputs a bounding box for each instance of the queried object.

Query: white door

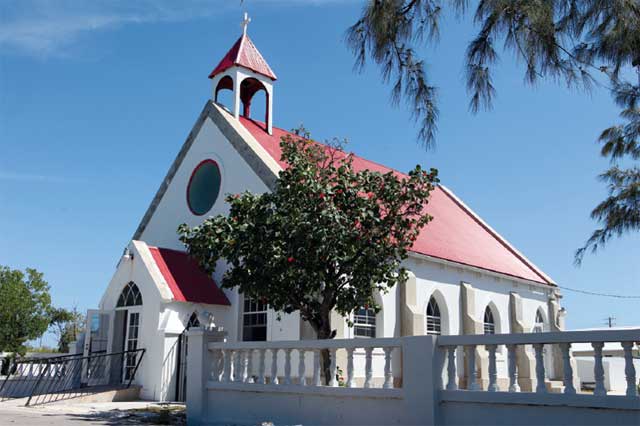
[82,309,111,386]
[122,308,142,383]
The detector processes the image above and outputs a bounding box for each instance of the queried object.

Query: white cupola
[208,13,277,135]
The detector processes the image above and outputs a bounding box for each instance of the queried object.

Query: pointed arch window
[426,297,441,335]
[533,310,544,333]
[354,307,377,338]
[187,312,201,329]
[483,306,496,335]
[117,282,142,307]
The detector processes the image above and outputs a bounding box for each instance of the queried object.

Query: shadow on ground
[49,406,186,425]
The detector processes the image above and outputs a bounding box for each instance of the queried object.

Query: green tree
[346,0,640,261]
[179,132,437,343]
[49,307,85,353]
[0,266,53,354]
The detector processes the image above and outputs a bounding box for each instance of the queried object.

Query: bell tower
[209,13,277,135]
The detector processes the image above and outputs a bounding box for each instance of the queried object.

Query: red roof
[149,246,231,305]
[239,116,554,286]
[209,34,277,81]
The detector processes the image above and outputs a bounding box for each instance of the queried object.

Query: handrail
[437,329,640,347]
[0,348,146,406]
[208,337,402,351]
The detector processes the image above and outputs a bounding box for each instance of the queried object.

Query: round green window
[187,160,221,215]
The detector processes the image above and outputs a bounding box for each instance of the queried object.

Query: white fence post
[186,327,226,426]
[403,335,437,425]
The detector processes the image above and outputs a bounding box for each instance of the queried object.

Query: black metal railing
[0,349,145,406]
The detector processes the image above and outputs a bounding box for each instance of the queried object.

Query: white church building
[89,20,567,401]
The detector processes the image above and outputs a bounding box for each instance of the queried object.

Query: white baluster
[466,345,480,390]
[222,349,231,383]
[560,343,576,394]
[346,348,355,388]
[311,350,321,386]
[383,347,394,389]
[487,345,499,392]
[446,346,457,391]
[533,343,546,393]
[591,342,606,396]
[622,341,637,397]
[507,345,520,392]
[234,350,244,383]
[284,348,292,385]
[298,349,307,386]
[257,349,266,384]
[364,347,373,388]
[329,348,338,387]
[245,349,254,383]
[211,350,221,382]
[270,348,279,385]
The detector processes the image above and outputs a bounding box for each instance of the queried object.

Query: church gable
[133,102,280,250]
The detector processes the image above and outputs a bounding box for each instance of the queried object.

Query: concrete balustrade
[186,328,640,426]
[207,337,402,389]
[437,328,640,397]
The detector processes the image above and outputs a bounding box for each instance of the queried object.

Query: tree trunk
[311,309,335,385]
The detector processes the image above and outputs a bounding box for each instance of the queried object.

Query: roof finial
[241,12,251,37]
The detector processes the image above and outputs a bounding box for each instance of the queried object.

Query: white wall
[439,399,640,425]
[99,242,166,400]
[405,256,553,337]
[576,357,640,394]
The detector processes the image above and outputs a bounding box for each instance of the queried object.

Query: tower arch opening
[240,77,269,125]
[214,75,234,112]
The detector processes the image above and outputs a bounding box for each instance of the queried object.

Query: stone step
[546,380,564,394]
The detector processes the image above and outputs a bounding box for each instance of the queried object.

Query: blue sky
[1,0,638,343]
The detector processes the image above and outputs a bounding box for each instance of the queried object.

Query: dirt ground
[0,400,186,425]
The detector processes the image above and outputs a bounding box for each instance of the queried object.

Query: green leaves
[179,131,438,338]
[348,1,640,261]
[576,80,640,264]
[0,266,53,354]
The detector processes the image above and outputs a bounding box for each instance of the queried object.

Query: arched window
[426,297,441,335]
[354,307,376,338]
[187,312,201,329]
[533,310,544,333]
[117,282,142,307]
[483,306,496,335]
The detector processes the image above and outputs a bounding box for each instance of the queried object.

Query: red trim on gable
[149,246,230,305]
[237,116,554,286]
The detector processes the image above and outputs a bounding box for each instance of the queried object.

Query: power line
[557,285,640,299]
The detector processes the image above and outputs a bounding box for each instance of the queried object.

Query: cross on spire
[241,12,251,37]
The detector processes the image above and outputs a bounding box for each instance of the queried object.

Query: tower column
[233,71,241,119]
[266,86,273,135]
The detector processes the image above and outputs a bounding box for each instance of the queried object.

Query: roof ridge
[438,185,555,285]
[236,34,247,63]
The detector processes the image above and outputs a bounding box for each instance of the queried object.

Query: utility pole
[604,316,616,328]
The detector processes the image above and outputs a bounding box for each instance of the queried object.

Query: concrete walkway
[0,400,185,425]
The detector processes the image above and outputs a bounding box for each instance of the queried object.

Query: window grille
[242,297,267,341]
[354,307,376,338]
[426,297,441,335]
[117,282,143,307]
[483,306,496,335]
